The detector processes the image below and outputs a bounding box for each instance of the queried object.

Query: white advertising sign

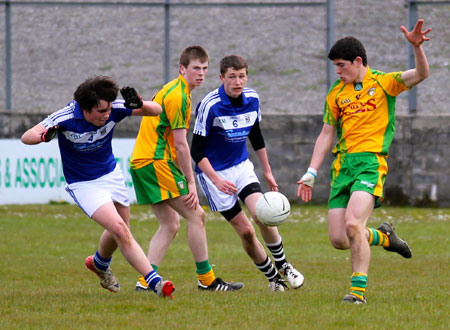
[0,139,137,205]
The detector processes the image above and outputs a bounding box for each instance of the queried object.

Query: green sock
[368,228,389,247]
[151,264,158,271]
[195,259,212,275]
[196,260,215,286]
[350,272,368,300]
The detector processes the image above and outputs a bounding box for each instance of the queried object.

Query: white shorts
[65,164,130,218]
[196,159,260,212]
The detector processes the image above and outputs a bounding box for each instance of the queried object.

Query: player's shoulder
[198,88,221,109]
[368,68,406,89]
[243,87,260,100]
[368,68,388,76]
[112,100,126,109]
[202,88,220,102]
[48,101,77,124]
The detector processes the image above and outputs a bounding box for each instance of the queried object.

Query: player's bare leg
[96,202,131,258]
[328,208,350,249]
[147,203,181,266]
[139,197,243,292]
[91,202,155,275]
[345,191,374,274]
[230,212,268,264]
[230,212,286,291]
[245,192,281,244]
[244,192,303,289]
[329,192,374,303]
[89,202,174,297]
[166,196,209,262]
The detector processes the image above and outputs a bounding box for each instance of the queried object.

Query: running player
[191,55,304,292]
[297,19,431,304]
[21,76,175,298]
[130,46,243,292]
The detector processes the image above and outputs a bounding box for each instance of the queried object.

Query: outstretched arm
[120,86,162,116]
[401,19,431,88]
[131,100,162,117]
[22,123,58,145]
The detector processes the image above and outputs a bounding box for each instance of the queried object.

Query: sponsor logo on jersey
[64,121,115,143]
[360,180,375,189]
[342,98,376,116]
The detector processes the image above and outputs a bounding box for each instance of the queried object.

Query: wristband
[307,167,317,178]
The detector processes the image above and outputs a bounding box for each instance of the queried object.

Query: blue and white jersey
[193,84,262,173]
[41,100,133,184]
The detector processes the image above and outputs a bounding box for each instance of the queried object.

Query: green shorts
[328,152,388,209]
[131,159,188,205]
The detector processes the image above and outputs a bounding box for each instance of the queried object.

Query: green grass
[0,204,449,329]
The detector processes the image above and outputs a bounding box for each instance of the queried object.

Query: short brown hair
[179,45,209,68]
[220,55,248,76]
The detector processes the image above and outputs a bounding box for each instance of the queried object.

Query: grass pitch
[0,204,449,329]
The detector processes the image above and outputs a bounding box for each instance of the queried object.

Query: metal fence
[1,0,449,114]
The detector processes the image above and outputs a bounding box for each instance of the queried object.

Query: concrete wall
[2,112,449,207]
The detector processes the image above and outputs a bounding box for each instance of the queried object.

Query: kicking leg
[89,202,173,297]
[245,192,304,289]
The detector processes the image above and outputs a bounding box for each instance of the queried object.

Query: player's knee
[198,208,206,226]
[111,221,133,247]
[162,220,180,236]
[240,224,257,243]
[345,221,360,239]
[329,229,350,249]
[330,236,349,250]
[187,207,205,228]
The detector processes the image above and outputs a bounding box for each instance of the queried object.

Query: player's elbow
[148,102,162,116]
[153,104,162,116]
[21,131,35,145]
[422,68,430,81]
[416,68,430,84]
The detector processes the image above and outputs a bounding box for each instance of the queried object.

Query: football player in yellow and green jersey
[130,45,244,293]
[130,74,191,170]
[324,68,409,156]
[298,19,431,304]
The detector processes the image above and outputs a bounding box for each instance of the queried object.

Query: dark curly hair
[73,76,119,112]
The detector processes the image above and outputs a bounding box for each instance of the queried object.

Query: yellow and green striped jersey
[324,67,409,156]
[130,75,191,169]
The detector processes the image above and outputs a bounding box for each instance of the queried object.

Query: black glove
[41,125,59,142]
[120,86,143,109]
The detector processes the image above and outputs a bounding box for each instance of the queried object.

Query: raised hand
[400,19,431,47]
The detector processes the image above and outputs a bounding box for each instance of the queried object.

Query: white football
[255,191,291,226]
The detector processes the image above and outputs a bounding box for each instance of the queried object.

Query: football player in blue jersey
[21,76,175,298]
[191,55,304,291]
